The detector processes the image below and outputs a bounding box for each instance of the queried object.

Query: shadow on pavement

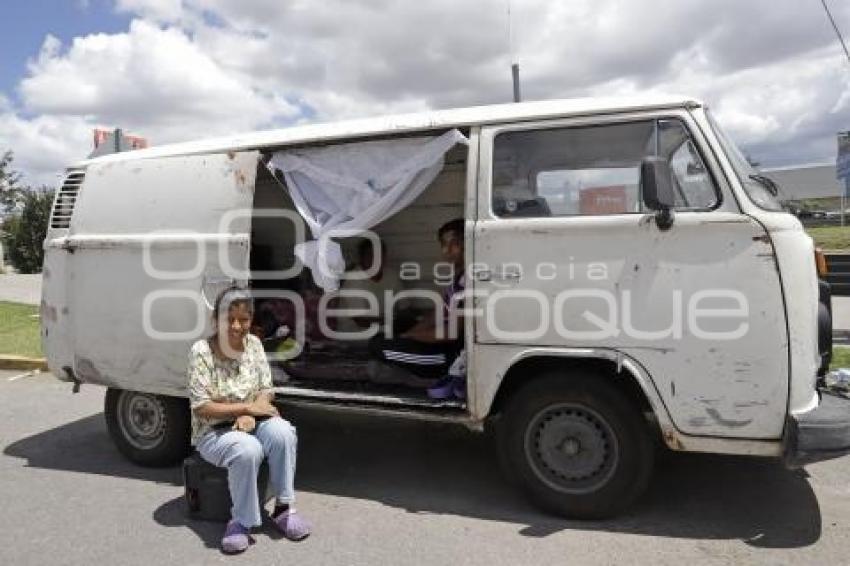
[4,407,822,547]
[153,496,222,550]
[3,413,181,485]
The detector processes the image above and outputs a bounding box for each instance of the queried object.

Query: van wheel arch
[104,388,191,467]
[488,355,655,420]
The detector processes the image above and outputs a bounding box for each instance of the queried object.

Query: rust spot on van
[235,169,248,189]
[662,428,683,450]
[40,301,58,323]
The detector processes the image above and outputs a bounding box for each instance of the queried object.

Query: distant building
[762,163,842,202]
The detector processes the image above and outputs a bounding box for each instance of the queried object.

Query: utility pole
[512,63,521,103]
[838,131,850,227]
[507,0,521,102]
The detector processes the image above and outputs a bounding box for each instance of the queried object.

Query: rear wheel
[105,388,191,467]
[498,371,654,518]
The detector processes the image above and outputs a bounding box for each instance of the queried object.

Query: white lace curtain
[267,129,468,291]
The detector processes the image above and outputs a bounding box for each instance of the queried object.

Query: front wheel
[105,388,191,467]
[498,372,654,518]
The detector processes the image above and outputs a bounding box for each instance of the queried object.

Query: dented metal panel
[470,344,783,456]
[42,151,259,395]
[473,116,789,440]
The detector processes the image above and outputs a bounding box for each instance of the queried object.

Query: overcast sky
[1,0,849,186]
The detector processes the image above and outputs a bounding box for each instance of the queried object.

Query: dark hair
[253,308,278,338]
[437,218,464,241]
[358,237,386,258]
[212,287,254,322]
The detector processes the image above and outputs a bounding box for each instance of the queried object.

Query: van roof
[74,95,702,168]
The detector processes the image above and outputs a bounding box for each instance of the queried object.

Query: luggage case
[182,452,273,522]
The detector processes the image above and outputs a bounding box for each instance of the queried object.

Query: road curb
[0,356,48,371]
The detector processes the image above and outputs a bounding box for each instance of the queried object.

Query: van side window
[491,119,719,217]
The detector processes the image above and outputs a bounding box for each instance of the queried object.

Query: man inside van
[369,218,466,381]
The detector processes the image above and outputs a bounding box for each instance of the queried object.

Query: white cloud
[0,112,91,187]
[20,20,298,133]
[1,18,300,185]
[1,0,849,184]
[114,0,183,23]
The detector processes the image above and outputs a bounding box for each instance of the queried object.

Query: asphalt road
[2,370,850,565]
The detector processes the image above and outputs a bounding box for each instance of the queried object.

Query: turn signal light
[815,248,828,277]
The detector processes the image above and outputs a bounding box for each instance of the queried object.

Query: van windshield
[705,110,783,211]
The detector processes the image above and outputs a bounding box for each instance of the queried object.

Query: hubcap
[524,403,618,494]
[117,392,167,450]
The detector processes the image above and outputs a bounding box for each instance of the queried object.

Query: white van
[41,96,844,518]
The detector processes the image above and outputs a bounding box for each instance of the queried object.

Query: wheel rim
[524,402,619,495]
[116,392,167,450]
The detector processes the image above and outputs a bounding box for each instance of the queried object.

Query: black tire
[105,388,191,467]
[497,371,654,519]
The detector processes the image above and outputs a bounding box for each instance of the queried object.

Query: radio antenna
[507,0,521,102]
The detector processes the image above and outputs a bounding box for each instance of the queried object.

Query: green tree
[0,151,55,273]
[0,150,23,215]
[2,189,55,273]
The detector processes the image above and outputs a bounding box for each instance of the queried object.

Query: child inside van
[369,218,466,383]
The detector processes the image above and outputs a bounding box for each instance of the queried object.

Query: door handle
[473,268,521,282]
[474,269,492,282]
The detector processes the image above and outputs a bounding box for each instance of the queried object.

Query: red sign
[93,128,149,150]
[580,186,627,214]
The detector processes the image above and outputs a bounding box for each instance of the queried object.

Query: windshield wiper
[749,174,780,197]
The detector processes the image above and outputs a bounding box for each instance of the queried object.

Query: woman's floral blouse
[188,334,273,444]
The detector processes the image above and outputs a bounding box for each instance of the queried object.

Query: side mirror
[640,156,675,230]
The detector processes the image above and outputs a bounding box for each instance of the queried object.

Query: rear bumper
[784,389,850,468]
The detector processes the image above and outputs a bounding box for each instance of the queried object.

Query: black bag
[182,451,273,522]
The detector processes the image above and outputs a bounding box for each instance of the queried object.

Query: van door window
[492,119,719,218]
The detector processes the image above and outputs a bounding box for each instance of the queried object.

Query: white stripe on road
[7,370,40,382]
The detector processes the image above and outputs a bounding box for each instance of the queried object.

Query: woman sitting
[188,288,310,554]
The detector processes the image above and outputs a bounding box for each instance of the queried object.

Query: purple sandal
[427,375,456,399]
[273,509,311,541]
[428,375,465,400]
[221,519,253,554]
